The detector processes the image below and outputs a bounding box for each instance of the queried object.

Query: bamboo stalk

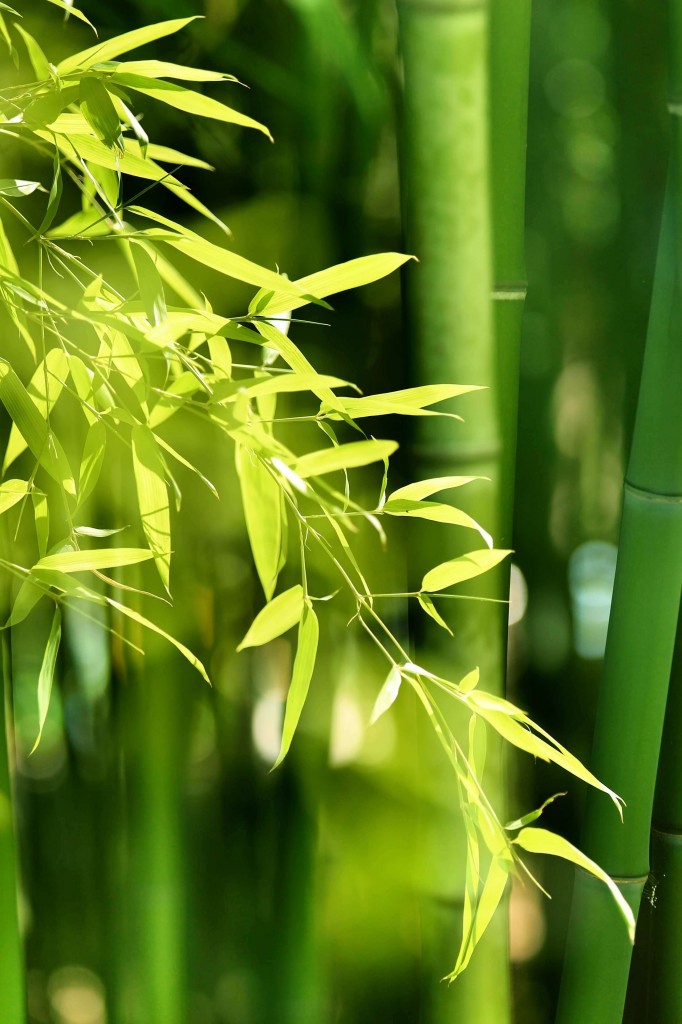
[0,634,25,1024]
[555,173,682,1023]
[397,0,519,1016]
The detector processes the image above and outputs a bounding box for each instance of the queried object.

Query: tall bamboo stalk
[397,0,527,1017]
[0,635,25,1024]
[555,172,682,1023]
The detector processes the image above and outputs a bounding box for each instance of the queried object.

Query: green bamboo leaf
[44,0,96,30]
[459,667,480,693]
[0,359,76,497]
[15,25,50,80]
[236,445,286,600]
[237,584,304,651]
[273,601,319,768]
[417,593,453,636]
[131,241,167,326]
[34,547,154,573]
[36,149,64,236]
[421,549,512,592]
[4,347,69,472]
[113,95,148,156]
[504,792,566,832]
[112,74,271,139]
[110,59,237,82]
[449,858,509,980]
[30,606,61,755]
[32,490,49,556]
[252,252,416,316]
[208,337,232,380]
[77,420,107,507]
[7,579,44,627]
[0,179,44,197]
[387,475,482,502]
[73,525,126,539]
[383,499,493,548]
[106,594,209,683]
[292,439,397,479]
[58,17,199,75]
[513,827,635,942]
[324,384,482,419]
[131,425,171,591]
[244,373,350,398]
[0,478,29,514]
[370,664,402,725]
[79,77,123,151]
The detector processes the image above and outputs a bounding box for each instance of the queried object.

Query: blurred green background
[1,1,669,1022]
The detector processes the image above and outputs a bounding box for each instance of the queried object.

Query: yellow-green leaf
[252,252,415,317]
[111,59,237,82]
[79,77,123,151]
[131,425,171,591]
[34,548,154,573]
[417,593,453,636]
[383,499,493,548]
[237,584,304,651]
[388,476,482,503]
[370,664,402,725]
[513,827,635,943]
[293,439,397,479]
[273,602,319,768]
[0,478,29,515]
[31,606,61,755]
[58,17,200,75]
[236,445,286,600]
[421,549,512,593]
[78,420,107,507]
[324,384,482,419]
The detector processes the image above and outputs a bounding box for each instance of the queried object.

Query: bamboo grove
[0,1,677,1022]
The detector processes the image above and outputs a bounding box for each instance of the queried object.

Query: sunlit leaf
[77,420,107,507]
[422,549,512,592]
[237,584,304,651]
[34,547,154,573]
[30,606,61,755]
[0,478,29,515]
[417,593,453,636]
[513,827,635,942]
[110,59,237,82]
[0,179,44,197]
[324,384,482,419]
[79,77,123,151]
[58,17,199,75]
[387,476,483,503]
[383,499,493,548]
[236,445,286,600]
[273,601,319,768]
[292,439,397,479]
[131,425,171,591]
[370,664,402,724]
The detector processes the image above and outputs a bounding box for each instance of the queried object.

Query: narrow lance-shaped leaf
[0,359,76,498]
[383,499,493,549]
[237,585,304,651]
[0,180,45,197]
[31,606,62,755]
[421,549,513,592]
[77,420,107,508]
[15,24,50,80]
[513,827,636,942]
[58,17,200,75]
[370,664,402,725]
[79,77,124,151]
[131,425,171,591]
[387,475,483,503]
[131,241,167,326]
[292,439,398,479]
[0,479,29,515]
[4,347,70,473]
[322,383,483,419]
[34,547,154,574]
[251,252,416,317]
[236,445,286,600]
[109,59,238,82]
[273,601,319,768]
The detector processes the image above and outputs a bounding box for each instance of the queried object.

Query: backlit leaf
[293,439,397,479]
[58,17,199,75]
[273,601,319,768]
[421,549,512,593]
[237,584,304,650]
[236,445,286,600]
[0,478,29,515]
[324,384,482,419]
[31,606,61,755]
[383,499,493,548]
[34,547,154,573]
[131,425,171,591]
[370,664,402,724]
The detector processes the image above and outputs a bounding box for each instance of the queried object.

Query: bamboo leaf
[243,373,350,398]
[324,384,482,419]
[252,252,415,317]
[44,0,96,30]
[383,499,493,548]
[34,548,154,573]
[387,476,482,502]
[513,827,636,942]
[370,664,402,724]
[0,478,29,514]
[32,490,49,556]
[30,606,61,755]
[77,420,107,507]
[15,24,50,80]
[505,793,566,832]
[0,179,44,197]
[112,74,271,138]
[237,584,304,651]
[110,59,237,82]
[0,359,76,497]
[417,593,453,636]
[273,602,319,768]
[4,347,70,472]
[79,77,123,151]
[236,445,286,600]
[58,17,199,75]
[131,241,167,326]
[421,549,512,592]
[292,439,397,479]
[106,594,209,682]
[449,858,509,979]
[131,425,171,591]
